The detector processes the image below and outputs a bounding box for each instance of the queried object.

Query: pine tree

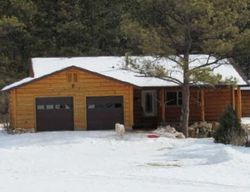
[121,0,249,136]
[0,0,36,87]
[214,106,247,146]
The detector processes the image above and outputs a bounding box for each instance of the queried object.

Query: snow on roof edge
[1,77,34,91]
[1,66,139,92]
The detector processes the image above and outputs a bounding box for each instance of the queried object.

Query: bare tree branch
[132,69,183,85]
[189,56,225,72]
[210,63,223,71]
[165,55,183,67]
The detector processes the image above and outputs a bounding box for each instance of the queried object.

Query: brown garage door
[36,97,74,131]
[87,96,124,130]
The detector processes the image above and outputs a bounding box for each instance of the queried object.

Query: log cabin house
[1,55,248,132]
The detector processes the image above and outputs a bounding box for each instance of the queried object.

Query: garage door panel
[87,96,124,130]
[36,97,74,131]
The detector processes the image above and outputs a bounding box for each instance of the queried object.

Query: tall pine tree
[121,0,249,136]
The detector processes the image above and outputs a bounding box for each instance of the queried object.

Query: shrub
[214,106,247,146]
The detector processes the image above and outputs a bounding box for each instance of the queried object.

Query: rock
[165,125,176,134]
[188,121,217,138]
[153,125,185,139]
[212,122,220,130]
[188,127,196,138]
[8,128,35,134]
[175,132,185,139]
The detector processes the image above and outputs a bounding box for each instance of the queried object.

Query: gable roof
[2,55,247,91]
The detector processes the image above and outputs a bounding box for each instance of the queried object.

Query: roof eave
[1,66,138,92]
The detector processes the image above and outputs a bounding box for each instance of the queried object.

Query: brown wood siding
[9,90,17,128]
[165,87,233,122]
[204,87,232,121]
[134,87,233,128]
[165,87,181,122]
[242,90,250,117]
[10,68,134,130]
[134,88,202,128]
[189,90,202,122]
[165,88,201,122]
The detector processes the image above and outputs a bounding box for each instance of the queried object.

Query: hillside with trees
[0,0,138,88]
[1,0,250,88]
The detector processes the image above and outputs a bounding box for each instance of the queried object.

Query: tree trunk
[181,55,190,137]
[181,82,190,137]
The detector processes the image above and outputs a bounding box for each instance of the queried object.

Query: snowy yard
[0,130,250,192]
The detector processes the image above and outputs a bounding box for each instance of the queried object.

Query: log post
[231,85,236,110]
[200,89,205,121]
[130,87,134,128]
[236,86,242,119]
[160,88,166,123]
[12,89,17,129]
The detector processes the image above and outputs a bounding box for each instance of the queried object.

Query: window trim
[141,90,157,117]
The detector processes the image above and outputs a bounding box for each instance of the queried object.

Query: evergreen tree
[232,1,250,78]
[121,0,249,136]
[0,0,36,87]
[0,0,137,90]
[214,106,247,146]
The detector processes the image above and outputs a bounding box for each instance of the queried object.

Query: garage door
[36,97,74,131]
[87,96,124,130]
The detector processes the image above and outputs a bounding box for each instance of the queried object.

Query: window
[105,103,114,108]
[95,104,104,109]
[46,104,54,110]
[55,104,60,109]
[37,105,45,110]
[88,104,95,109]
[141,90,157,116]
[55,104,71,110]
[115,103,122,108]
[166,91,182,106]
[65,104,71,109]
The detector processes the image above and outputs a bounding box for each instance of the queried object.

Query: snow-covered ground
[0,130,250,192]
[241,117,250,125]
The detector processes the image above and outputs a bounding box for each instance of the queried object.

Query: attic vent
[67,72,78,83]
[73,73,78,82]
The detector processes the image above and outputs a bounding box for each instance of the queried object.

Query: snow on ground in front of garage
[0,130,250,192]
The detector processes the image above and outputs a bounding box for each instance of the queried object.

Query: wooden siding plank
[200,89,205,121]
[130,87,134,129]
[231,86,236,110]
[236,86,242,118]
[13,90,17,128]
[242,90,250,116]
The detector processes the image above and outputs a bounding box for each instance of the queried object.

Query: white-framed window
[166,91,182,106]
[141,90,157,116]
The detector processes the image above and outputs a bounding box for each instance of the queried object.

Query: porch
[132,86,242,130]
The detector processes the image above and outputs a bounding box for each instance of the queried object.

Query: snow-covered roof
[2,55,247,91]
[240,80,250,90]
[240,86,250,90]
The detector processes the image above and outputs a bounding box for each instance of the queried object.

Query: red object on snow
[147,134,160,138]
